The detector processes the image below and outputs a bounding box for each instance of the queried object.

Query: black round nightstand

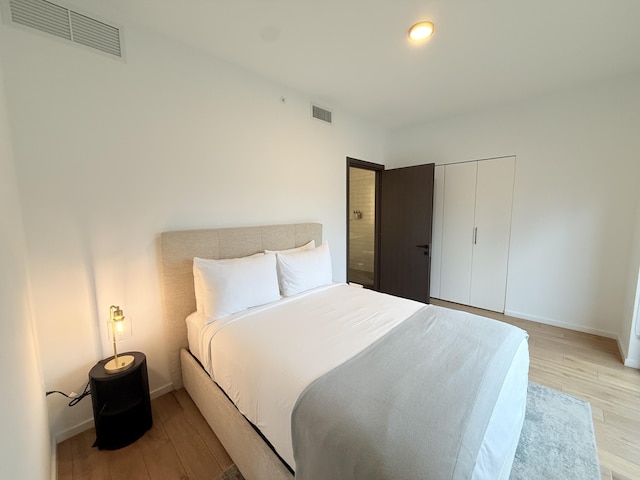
[89,351,152,450]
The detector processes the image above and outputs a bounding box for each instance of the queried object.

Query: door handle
[416,244,430,256]
[474,227,478,245]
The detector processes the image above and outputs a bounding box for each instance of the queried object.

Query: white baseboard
[617,336,629,364]
[616,337,634,369]
[56,418,94,444]
[504,309,640,369]
[54,382,174,444]
[503,309,619,339]
[624,358,640,369]
[150,382,174,400]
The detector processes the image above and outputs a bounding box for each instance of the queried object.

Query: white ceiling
[82,0,640,130]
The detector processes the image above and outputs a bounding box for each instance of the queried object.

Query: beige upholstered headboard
[160,223,322,389]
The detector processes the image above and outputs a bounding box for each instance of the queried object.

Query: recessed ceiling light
[408,21,434,41]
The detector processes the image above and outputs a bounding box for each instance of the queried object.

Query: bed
[160,223,529,480]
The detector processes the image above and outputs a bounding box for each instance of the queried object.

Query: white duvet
[186,283,528,475]
[188,283,423,467]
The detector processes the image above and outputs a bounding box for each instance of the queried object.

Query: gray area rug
[510,381,600,479]
[218,464,244,480]
[215,382,600,480]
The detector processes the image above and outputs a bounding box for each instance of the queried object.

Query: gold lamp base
[104,354,135,374]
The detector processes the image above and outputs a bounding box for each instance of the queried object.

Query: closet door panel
[440,161,477,304]
[430,165,445,299]
[469,156,515,311]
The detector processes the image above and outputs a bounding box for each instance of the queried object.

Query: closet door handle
[473,227,478,245]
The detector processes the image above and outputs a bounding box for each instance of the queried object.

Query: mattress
[185,283,529,477]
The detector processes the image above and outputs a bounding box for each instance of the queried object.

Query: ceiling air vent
[8,0,122,57]
[312,104,333,125]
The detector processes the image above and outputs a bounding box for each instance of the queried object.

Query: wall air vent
[312,104,333,125]
[7,0,122,57]
[69,11,121,57]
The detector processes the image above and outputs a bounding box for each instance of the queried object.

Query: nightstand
[88,351,152,450]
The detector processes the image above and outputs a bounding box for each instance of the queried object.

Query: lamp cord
[46,381,91,407]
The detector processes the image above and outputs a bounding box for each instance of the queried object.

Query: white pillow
[193,253,280,321]
[276,241,332,296]
[265,239,315,255]
[193,252,263,314]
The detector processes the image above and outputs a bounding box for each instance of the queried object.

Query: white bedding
[186,283,529,475]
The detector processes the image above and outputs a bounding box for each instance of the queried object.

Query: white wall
[0,17,385,439]
[0,58,51,478]
[387,73,640,359]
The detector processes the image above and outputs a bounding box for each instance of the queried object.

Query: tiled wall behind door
[349,168,375,275]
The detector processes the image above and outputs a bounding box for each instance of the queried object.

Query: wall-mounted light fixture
[104,305,134,374]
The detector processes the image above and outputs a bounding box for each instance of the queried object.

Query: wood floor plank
[598,450,640,480]
[564,353,640,385]
[591,403,605,422]
[70,429,111,480]
[143,441,189,480]
[594,421,640,467]
[152,391,184,424]
[604,410,640,436]
[562,354,604,378]
[174,388,234,469]
[530,354,598,383]
[163,410,223,480]
[561,378,640,417]
[106,442,150,480]
[528,367,564,391]
[600,465,613,480]
[134,413,171,457]
[597,369,640,393]
[56,437,74,480]
[612,472,635,480]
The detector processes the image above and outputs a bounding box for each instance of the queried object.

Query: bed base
[181,348,293,480]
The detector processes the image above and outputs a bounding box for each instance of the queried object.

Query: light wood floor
[58,302,640,480]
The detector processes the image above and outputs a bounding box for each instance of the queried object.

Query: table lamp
[105,305,134,374]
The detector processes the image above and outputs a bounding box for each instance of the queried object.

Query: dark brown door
[379,164,435,303]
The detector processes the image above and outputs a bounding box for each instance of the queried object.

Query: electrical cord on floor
[46,381,91,406]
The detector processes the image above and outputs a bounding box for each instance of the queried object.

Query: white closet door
[430,165,445,299]
[440,161,477,304]
[469,156,515,311]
